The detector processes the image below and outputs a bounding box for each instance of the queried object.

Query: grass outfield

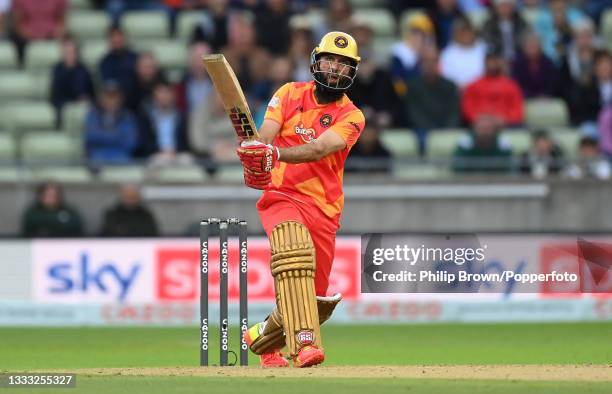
[0,322,610,393]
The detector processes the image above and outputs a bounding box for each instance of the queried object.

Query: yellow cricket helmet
[310,31,360,91]
[312,31,361,63]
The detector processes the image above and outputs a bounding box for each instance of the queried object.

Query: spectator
[222,11,257,94]
[253,0,291,55]
[137,80,192,166]
[452,114,513,173]
[190,0,229,51]
[84,81,139,163]
[0,0,11,38]
[534,0,586,63]
[349,19,401,128]
[428,0,466,49]
[10,0,67,66]
[564,136,611,179]
[583,0,612,27]
[21,182,83,237]
[390,13,436,97]
[132,51,167,112]
[481,0,529,62]
[462,52,524,126]
[598,105,612,157]
[313,0,353,42]
[406,47,460,153]
[595,51,612,108]
[252,55,291,126]
[50,35,95,128]
[519,129,565,177]
[511,32,558,98]
[346,121,392,174]
[99,26,138,109]
[100,184,158,237]
[560,22,603,127]
[288,25,314,82]
[440,17,487,88]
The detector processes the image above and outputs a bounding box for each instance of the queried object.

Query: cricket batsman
[236,31,365,368]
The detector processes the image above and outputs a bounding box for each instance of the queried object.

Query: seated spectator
[253,0,291,55]
[345,121,391,174]
[84,81,139,163]
[583,0,612,27]
[560,22,604,127]
[50,35,95,127]
[349,19,401,128]
[288,25,314,82]
[406,47,460,153]
[313,0,353,42]
[253,55,290,126]
[462,52,524,126]
[564,136,611,179]
[390,13,436,97]
[534,0,586,63]
[452,114,513,173]
[137,80,192,166]
[132,51,167,112]
[10,0,67,66]
[222,11,257,94]
[190,0,228,51]
[511,32,558,98]
[21,182,83,237]
[428,0,466,49]
[99,26,138,109]
[519,129,565,177]
[100,184,158,237]
[596,51,612,108]
[440,17,487,89]
[481,0,529,62]
[598,105,612,157]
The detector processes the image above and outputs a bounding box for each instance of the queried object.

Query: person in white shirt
[440,17,487,88]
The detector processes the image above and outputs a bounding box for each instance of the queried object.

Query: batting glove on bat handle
[236,140,280,173]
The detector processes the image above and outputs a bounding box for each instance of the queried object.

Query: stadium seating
[31,166,92,183]
[0,72,42,101]
[0,167,23,182]
[551,128,580,159]
[0,42,18,69]
[501,129,531,154]
[176,11,208,41]
[68,11,111,40]
[349,0,385,8]
[427,129,468,158]
[372,37,395,66]
[525,98,569,128]
[151,165,208,183]
[81,40,108,69]
[0,134,17,162]
[20,132,81,163]
[134,40,187,71]
[353,9,396,37]
[98,165,146,183]
[379,129,419,158]
[216,165,244,182]
[24,42,61,72]
[393,163,450,180]
[122,11,170,40]
[2,102,56,135]
[62,102,90,137]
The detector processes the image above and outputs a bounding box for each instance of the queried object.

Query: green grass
[0,322,610,369]
[19,377,612,394]
[0,323,610,394]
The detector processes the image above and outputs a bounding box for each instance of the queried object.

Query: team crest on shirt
[319,114,333,128]
[295,123,316,143]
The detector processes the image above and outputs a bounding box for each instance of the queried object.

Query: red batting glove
[242,166,271,190]
[236,141,280,173]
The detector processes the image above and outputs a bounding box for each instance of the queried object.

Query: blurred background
[0,1,610,330]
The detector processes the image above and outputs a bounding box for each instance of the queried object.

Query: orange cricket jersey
[263,81,365,225]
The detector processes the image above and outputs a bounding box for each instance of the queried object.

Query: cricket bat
[202,54,260,142]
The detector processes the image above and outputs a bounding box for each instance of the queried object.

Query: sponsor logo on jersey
[268,96,280,109]
[295,123,316,143]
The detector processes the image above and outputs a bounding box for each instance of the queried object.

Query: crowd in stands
[0,0,611,179]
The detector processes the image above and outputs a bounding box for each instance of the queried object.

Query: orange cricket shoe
[243,322,289,368]
[293,345,325,368]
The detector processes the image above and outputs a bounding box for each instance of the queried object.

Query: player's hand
[242,166,271,190]
[236,140,280,173]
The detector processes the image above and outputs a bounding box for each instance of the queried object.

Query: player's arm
[257,119,281,145]
[278,130,347,163]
